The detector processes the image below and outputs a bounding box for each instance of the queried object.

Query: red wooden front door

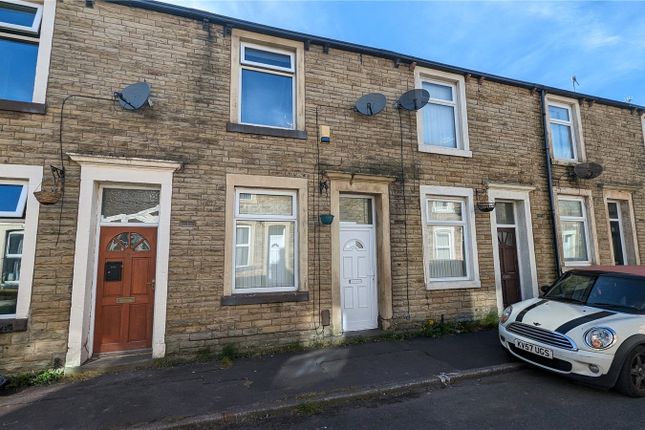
[94,227,157,354]
[498,227,522,307]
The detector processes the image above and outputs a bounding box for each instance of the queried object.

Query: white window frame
[607,199,628,265]
[420,185,480,289]
[415,67,471,158]
[232,187,298,293]
[3,230,23,286]
[546,95,586,163]
[238,41,296,130]
[0,0,42,35]
[0,0,55,104]
[0,165,42,320]
[0,180,28,217]
[558,196,593,266]
[641,114,645,147]
[234,224,252,268]
[433,227,455,260]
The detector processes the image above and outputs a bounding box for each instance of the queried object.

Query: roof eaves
[107,0,645,112]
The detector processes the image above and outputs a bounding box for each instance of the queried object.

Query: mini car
[499,266,645,396]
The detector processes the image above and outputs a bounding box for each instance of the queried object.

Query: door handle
[149,279,156,290]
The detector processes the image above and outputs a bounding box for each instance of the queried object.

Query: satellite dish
[397,89,430,111]
[355,93,386,116]
[573,162,603,180]
[115,82,151,111]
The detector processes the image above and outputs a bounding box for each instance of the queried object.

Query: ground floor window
[420,185,480,289]
[558,196,592,265]
[233,188,297,293]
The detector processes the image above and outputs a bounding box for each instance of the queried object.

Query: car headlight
[500,306,513,324]
[584,327,616,350]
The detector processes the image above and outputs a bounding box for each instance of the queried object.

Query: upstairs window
[415,68,471,157]
[546,96,585,163]
[0,182,27,217]
[239,42,295,129]
[0,0,41,103]
[0,0,54,107]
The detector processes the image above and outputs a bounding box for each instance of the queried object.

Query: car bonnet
[512,299,617,334]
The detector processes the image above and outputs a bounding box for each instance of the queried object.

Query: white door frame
[488,184,538,313]
[65,153,181,370]
[339,195,378,332]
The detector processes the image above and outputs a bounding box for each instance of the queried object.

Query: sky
[164,1,645,105]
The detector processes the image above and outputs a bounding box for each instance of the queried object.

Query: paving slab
[0,329,511,429]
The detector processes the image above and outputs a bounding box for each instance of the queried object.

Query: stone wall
[1,0,644,372]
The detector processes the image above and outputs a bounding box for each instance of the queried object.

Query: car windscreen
[546,272,645,313]
[545,273,596,304]
[586,275,645,313]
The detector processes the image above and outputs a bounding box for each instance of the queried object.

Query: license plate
[514,339,553,359]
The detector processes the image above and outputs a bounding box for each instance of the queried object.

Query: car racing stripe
[554,310,616,334]
[515,299,548,322]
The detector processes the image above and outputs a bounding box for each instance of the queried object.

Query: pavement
[0,329,519,429]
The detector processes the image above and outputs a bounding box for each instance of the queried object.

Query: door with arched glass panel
[94,227,157,353]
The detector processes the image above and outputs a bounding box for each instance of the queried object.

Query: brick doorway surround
[64,153,181,370]
[328,172,395,335]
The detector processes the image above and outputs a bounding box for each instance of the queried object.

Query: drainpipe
[539,89,562,277]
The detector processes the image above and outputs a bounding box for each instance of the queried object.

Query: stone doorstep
[131,362,525,430]
[70,349,153,374]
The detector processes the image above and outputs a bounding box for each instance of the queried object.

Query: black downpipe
[539,89,562,277]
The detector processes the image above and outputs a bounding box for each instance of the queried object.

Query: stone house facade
[1,0,644,373]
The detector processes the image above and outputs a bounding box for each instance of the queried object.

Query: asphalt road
[229,368,645,430]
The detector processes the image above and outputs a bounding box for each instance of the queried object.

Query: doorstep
[78,349,153,373]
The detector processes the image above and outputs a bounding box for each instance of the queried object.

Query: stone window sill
[0,99,46,114]
[226,122,307,140]
[426,279,481,290]
[221,291,309,306]
[418,144,472,158]
[0,318,28,333]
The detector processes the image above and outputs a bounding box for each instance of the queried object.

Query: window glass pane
[241,69,293,128]
[236,226,250,244]
[587,276,645,312]
[0,183,25,214]
[422,103,457,148]
[558,200,583,217]
[339,197,372,224]
[546,273,595,303]
[610,220,625,265]
[428,225,466,278]
[549,105,570,121]
[235,221,295,289]
[244,47,291,69]
[0,224,24,315]
[101,189,160,224]
[561,221,588,261]
[551,123,574,159]
[0,2,37,27]
[607,202,619,219]
[0,38,37,102]
[495,202,515,225]
[424,82,453,101]
[238,193,293,216]
[428,200,462,221]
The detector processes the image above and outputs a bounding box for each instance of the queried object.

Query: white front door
[340,227,377,331]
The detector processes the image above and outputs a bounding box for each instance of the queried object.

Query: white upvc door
[340,226,377,332]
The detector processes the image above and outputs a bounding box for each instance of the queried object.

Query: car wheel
[616,346,645,397]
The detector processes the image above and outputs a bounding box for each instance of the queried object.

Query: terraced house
[1,0,644,373]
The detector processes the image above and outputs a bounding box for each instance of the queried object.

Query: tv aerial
[355,93,387,116]
[397,89,430,111]
[114,82,152,111]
